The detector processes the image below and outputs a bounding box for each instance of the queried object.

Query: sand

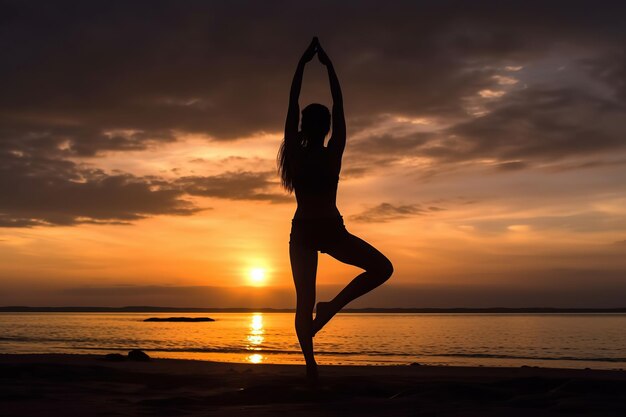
[1,354,625,416]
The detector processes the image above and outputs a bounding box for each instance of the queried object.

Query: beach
[1,354,625,416]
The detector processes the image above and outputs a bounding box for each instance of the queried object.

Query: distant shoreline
[2,306,626,313]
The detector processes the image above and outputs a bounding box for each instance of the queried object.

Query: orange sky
[1,2,625,307]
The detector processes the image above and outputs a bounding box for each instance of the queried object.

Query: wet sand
[1,354,625,416]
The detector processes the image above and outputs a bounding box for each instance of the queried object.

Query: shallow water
[1,312,625,369]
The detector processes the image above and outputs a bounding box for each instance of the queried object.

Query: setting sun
[248,268,267,286]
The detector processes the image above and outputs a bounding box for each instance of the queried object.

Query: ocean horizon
[2,311,625,370]
[3,306,626,313]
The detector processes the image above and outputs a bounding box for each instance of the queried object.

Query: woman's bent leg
[313,232,393,335]
[289,243,319,380]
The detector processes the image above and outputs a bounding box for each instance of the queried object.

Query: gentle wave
[70,346,377,356]
[433,352,626,363]
[68,346,626,363]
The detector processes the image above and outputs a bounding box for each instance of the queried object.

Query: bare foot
[312,301,335,336]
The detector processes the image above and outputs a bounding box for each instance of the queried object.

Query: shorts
[289,216,348,253]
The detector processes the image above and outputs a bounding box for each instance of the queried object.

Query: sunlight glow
[248,268,267,286]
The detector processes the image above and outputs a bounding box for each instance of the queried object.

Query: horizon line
[2,306,626,313]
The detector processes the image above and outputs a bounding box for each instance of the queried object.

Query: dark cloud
[348,86,626,177]
[3,1,624,145]
[441,88,626,163]
[0,151,199,227]
[0,154,287,228]
[176,171,290,203]
[343,132,436,177]
[0,126,176,159]
[583,51,626,103]
[350,202,443,223]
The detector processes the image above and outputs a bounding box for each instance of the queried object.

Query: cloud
[2,1,626,225]
[347,85,626,178]
[0,1,500,144]
[0,126,177,159]
[176,171,290,203]
[441,88,626,163]
[350,202,443,223]
[0,152,200,227]
[0,154,287,228]
[3,1,623,146]
[584,51,626,103]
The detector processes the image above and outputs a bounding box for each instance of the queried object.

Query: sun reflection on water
[245,313,265,363]
[247,353,263,364]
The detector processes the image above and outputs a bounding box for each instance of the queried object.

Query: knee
[381,257,394,281]
[370,256,393,283]
[295,298,315,315]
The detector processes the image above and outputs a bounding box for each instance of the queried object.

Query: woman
[278,37,394,381]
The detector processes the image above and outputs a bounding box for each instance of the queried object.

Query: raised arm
[317,44,346,162]
[285,38,319,140]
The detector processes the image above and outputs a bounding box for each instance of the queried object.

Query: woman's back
[292,146,340,219]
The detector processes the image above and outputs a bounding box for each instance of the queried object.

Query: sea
[1,312,625,369]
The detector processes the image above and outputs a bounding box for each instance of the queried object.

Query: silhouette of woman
[278,37,394,381]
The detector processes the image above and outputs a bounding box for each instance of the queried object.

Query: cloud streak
[350,203,444,223]
[176,171,290,203]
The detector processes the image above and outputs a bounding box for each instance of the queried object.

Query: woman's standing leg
[290,243,319,380]
[313,232,393,335]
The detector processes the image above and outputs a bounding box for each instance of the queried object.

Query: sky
[1,1,625,308]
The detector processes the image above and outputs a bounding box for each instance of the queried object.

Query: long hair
[278,103,330,192]
[277,132,303,193]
